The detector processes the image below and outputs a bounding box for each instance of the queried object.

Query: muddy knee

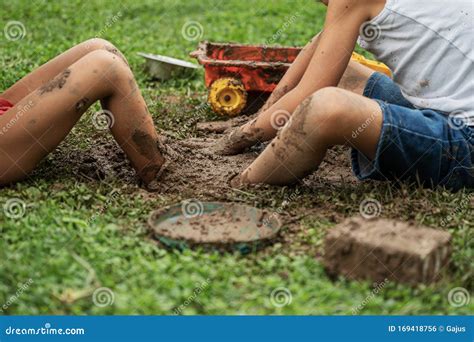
[86,50,133,82]
[288,87,345,142]
[81,38,129,65]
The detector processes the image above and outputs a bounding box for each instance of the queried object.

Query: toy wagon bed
[191,41,391,117]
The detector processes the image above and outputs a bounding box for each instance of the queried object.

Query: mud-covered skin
[0,38,169,190]
[259,85,289,114]
[38,69,71,95]
[213,121,265,156]
[228,172,249,188]
[237,167,253,186]
[75,97,90,112]
[132,129,162,160]
[131,129,167,188]
[104,44,129,66]
[272,97,310,161]
[139,164,164,191]
[211,81,290,156]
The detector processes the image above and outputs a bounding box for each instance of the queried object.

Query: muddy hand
[178,137,215,149]
[211,126,264,156]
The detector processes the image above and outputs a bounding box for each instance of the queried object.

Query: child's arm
[214,0,373,155]
[246,0,370,139]
[258,33,322,113]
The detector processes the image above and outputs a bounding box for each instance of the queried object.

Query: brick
[323,217,452,285]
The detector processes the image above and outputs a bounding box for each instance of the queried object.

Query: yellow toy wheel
[208,78,247,117]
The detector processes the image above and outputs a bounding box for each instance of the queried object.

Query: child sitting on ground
[216,0,473,191]
[0,39,166,190]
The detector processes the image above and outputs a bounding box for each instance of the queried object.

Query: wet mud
[75,97,90,112]
[149,203,280,247]
[39,128,355,209]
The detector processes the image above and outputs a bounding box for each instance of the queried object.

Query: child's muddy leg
[240,87,383,185]
[0,50,164,186]
[2,38,127,104]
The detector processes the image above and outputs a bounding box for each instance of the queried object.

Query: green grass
[0,0,473,315]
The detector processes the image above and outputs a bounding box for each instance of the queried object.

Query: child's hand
[212,126,264,156]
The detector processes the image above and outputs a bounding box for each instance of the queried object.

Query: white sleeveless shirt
[358,0,474,126]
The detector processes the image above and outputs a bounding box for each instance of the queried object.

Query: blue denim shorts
[352,72,474,190]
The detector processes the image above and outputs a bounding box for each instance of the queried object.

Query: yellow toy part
[351,52,392,77]
[208,78,248,117]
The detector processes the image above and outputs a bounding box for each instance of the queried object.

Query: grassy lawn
[0,0,473,315]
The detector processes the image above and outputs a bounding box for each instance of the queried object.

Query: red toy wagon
[191,41,391,117]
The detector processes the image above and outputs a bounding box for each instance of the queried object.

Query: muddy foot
[228,172,252,189]
[228,173,243,188]
[143,160,171,192]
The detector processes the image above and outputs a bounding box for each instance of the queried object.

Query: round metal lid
[148,201,282,253]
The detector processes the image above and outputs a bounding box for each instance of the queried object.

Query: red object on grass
[190,41,301,92]
[0,98,14,115]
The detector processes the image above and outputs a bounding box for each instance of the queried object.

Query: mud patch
[132,129,161,160]
[75,97,90,112]
[148,202,281,253]
[37,130,355,200]
[38,69,71,95]
[154,136,259,197]
[35,136,137,184]
[32,126,361,259]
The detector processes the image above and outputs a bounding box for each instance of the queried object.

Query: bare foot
[228,172,251,188]
[143,159,170,192]
[138,137,172,192]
